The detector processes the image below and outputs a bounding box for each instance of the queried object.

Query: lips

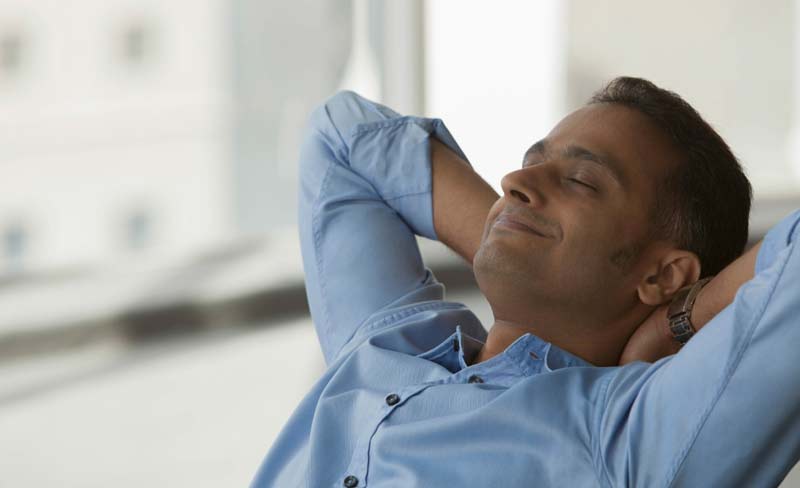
[493,213,553,238]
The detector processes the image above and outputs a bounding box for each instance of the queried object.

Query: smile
[493,215,550,238]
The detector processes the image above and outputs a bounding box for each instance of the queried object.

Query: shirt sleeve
[595,209,800,488]
[297,90,471,365]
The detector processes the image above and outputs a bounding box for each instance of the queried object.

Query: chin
[473,241,537,302]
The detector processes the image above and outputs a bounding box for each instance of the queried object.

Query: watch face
[670,316,690,332]
[669,316,695,344]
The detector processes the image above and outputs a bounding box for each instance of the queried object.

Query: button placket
[385,393,400,406]
[454,326,470,369]
[340,383,433,488]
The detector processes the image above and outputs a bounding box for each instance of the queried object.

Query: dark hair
[589,76,752,278]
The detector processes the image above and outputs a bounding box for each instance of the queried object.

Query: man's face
[473,103,680,327]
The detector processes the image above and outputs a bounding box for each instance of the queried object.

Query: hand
[618,304,681,365]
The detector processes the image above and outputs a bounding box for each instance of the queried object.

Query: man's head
[472,76,752,363]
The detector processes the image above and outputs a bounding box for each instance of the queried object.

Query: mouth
[492,214,552,238]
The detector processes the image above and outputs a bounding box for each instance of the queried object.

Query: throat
[473,321,531,364]
[478,318,621,367]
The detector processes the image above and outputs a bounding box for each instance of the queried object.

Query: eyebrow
[524,139,625,186]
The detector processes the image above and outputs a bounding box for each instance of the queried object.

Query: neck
[475,305,650,367]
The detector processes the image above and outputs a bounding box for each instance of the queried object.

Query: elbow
[304,90,364,145]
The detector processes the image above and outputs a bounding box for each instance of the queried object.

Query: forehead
[543,103,679,187]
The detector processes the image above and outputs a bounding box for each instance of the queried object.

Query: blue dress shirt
[251,91,800,487]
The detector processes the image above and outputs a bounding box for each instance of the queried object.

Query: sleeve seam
[323,102,349,150]
[384,189,431,202]
[593,371,616,488]
[311,161,336,363]
[787,211,800,245]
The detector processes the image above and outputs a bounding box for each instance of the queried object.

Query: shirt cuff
[348,116,471,241]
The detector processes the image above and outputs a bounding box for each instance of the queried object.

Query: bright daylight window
[424,0,800,205]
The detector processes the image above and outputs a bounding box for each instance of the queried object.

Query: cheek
[557,218,620,273]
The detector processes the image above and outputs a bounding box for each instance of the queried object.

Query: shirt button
[343,475,359,487]
[468,374,484,384]
[385,393,401,406]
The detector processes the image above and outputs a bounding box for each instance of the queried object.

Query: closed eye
[566,177,597,191]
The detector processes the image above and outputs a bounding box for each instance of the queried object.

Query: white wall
[564,0,797,198]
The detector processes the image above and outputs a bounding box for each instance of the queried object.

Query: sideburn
[609,239,645,274]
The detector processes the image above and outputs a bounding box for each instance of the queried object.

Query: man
[251,77,800,487]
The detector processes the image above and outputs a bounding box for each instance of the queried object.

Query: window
[425,1,565,195]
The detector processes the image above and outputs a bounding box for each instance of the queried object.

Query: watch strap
[666,277,713,346]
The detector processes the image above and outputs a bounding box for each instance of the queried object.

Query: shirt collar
[455,325,595,373]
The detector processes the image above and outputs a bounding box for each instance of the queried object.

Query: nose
[500,166,547,207]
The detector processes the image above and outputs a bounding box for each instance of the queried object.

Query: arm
[691,240,761,329]
[599,210,800,487]
[431,138,500,265]
[298,91,485,365]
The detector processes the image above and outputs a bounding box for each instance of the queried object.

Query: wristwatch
[666,277,713,347]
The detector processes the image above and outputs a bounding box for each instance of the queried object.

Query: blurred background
[1,0,799,486]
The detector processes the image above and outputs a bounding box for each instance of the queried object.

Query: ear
[637,249,701,306]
